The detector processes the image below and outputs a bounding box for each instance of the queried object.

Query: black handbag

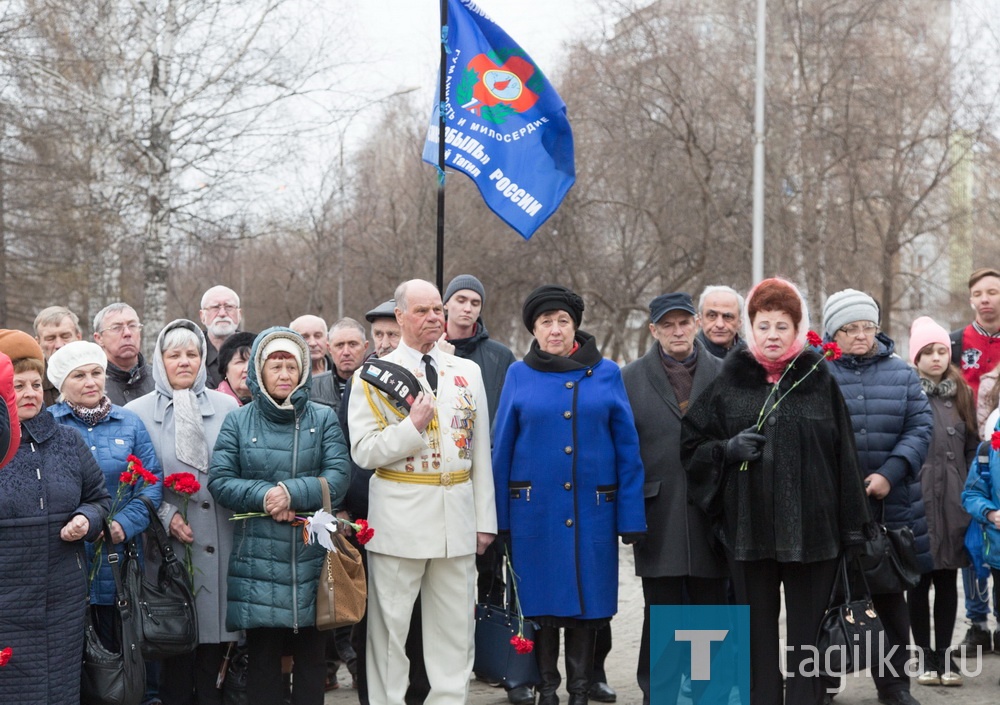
[852,513,921,595]
[817,555,885,676]
[125,496,199,660]
[81,520,147,705]
[473,556,540,689]
[221,641,249,705]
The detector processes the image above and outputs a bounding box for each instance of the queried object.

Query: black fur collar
[720,347,829,392]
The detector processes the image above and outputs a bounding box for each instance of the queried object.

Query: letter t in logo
[674,630,728,680]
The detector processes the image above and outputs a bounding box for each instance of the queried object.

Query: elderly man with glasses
[199,285,243,389]
[93,302,153,405]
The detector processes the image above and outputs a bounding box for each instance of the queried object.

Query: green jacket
[208,327,351,631]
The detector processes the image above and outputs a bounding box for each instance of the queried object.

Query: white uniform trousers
[366,551,476,705]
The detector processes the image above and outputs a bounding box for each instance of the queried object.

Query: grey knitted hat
[443,274,486,304]
[822,289,879,337]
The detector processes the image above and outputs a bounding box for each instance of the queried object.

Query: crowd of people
[2,269,1000,705]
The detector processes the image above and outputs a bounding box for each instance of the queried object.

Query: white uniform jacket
[347,342,497,558]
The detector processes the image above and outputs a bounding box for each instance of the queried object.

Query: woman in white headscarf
[126,319,240,705]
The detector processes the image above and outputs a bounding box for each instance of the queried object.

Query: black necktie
[422,354,438,394]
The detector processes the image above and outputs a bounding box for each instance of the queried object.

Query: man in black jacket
[442,275,515,430]
[93,303,153,405]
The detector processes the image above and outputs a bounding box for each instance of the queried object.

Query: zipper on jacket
[37,468,44,510]
[291,415,301,633]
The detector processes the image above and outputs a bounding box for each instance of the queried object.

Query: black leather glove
[620,532,644,546]
[725,426,766,463]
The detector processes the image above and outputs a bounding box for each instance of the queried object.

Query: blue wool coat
[208,327,351,632]
[827,334,933,572]
[0,410,110,705]
[50,402,163,604]
[492,358,646,620]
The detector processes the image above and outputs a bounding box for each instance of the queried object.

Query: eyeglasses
[838,323,879,336]
[203,304,239,314]
[100,322,143,336]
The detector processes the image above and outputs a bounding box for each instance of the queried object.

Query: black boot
[535,626,561,705]
[565,627,596,705]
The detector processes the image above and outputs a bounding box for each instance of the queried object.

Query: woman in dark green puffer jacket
[209,327,350,705]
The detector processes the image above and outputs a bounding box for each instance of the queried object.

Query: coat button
[563,411,572,419]
[586,370,593,377]
[947,427,956,436]
[564,446,573,454]
[205,546,215,554]
[564,482,572,490]
[946,452,955,460]
[859,428,866,434]
[857,395,864,400]
[201,501,211,510]
[767,416,776,426]
[565,519,574,527]
[91,446,96,451]
[565,382,574,389]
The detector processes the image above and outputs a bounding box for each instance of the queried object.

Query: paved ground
[326,545,1000,704]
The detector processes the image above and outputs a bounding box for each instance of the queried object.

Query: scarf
[523,330,602,373]
[749,339,805,384]
[659,344,698,412]
[172,389,210,471]
[67,396,113,426]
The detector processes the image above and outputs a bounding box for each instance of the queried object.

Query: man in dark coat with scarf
[622,292,727,705]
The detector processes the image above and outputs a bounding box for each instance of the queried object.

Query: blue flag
[422,0,575,240]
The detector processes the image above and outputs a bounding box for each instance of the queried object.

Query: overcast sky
[350,0,607,102]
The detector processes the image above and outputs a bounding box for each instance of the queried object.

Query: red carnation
[806,331,823,348]
[821,342,843,361]
[166,472,199,495]
[992,431,1000,452]
[510,635,534,654]
[0,647,11,666]
[119,471,134,485]
[355,518,375,545]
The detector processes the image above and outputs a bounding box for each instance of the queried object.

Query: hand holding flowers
[90,454,158,584]
[164,472,201,585]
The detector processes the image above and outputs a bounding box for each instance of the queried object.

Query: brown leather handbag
[314,477,367,630]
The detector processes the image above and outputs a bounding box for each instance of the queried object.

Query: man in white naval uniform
[348,278,497,705]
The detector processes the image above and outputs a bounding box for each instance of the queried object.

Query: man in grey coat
[621,292,729,705]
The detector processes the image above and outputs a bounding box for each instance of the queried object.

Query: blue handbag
[473,555,540,689]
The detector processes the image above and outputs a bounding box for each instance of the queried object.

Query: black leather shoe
[508,686,535,705]
[588,682,617,703]
[877,691,921,705]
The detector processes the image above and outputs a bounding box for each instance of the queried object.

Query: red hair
[747,278,802,328]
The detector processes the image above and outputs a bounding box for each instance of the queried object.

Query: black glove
[620,532,644,546]
[725,426,766,463]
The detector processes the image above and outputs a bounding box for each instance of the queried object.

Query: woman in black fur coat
[682,277,870,705]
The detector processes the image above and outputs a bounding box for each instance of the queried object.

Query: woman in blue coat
[0,331,110,705]
[492,286,645,705]
[823,289,932,705]
[47,340,163,654]
[208,328,351,705]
